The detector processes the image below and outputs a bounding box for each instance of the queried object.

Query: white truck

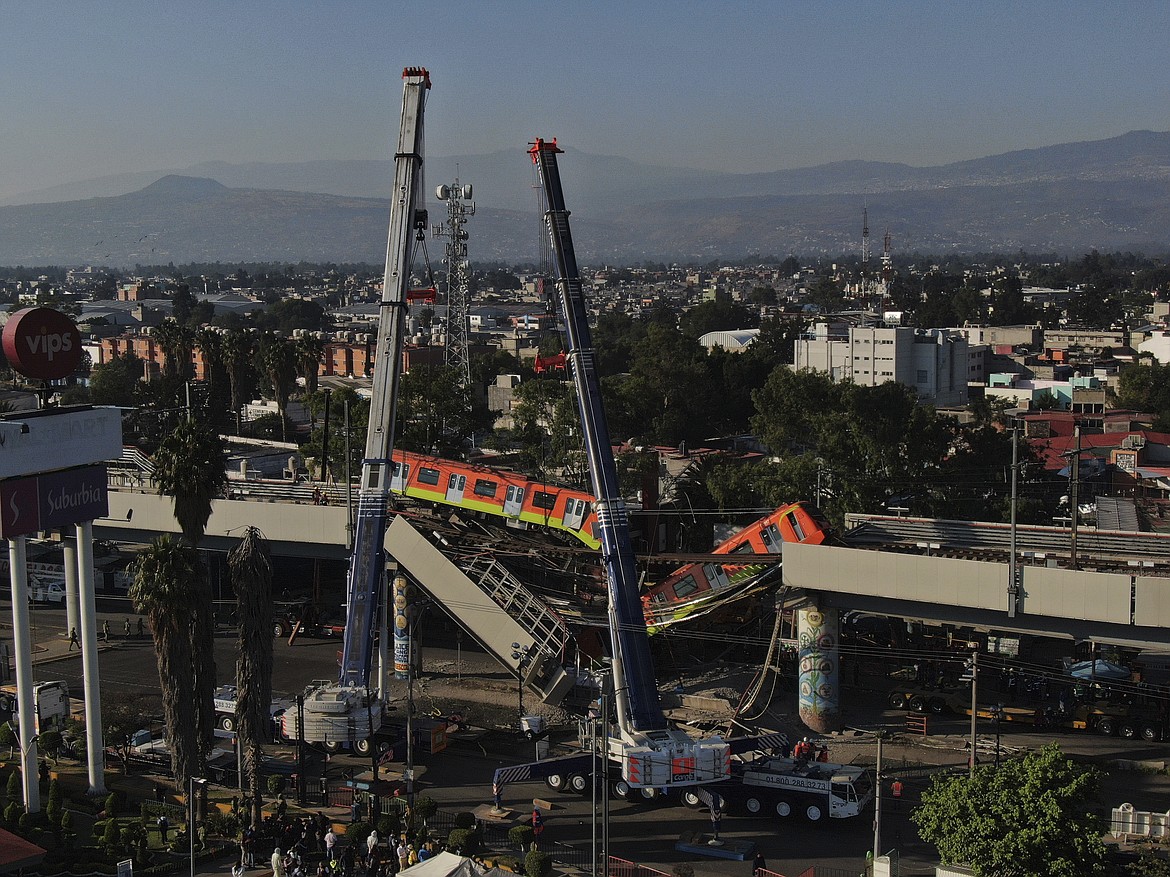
[682,755,873,823]
[0,680,71,735]
[212,684,292,738]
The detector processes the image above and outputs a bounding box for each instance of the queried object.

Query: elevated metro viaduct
[96,489,1170,732]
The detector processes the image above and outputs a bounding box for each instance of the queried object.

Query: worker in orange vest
[891,778,904,811]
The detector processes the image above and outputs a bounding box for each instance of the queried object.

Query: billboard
[0,465,109,538]
[0,407,122,480]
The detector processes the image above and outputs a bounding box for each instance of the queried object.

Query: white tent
[398,851,512,877]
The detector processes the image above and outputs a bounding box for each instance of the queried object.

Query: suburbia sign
[0,465,108,538]
[2,307,84,380]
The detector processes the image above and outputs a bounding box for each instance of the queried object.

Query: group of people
[791,736,830,764]
[230,803,444,877]
[69,616,146,648]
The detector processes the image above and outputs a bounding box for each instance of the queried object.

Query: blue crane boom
[339,67,430,689]
[528,138,667,734]
[527,140,729,797]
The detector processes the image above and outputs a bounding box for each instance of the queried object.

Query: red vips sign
[2,307,84,380]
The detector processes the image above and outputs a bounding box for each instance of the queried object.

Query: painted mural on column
[798,607,840,732]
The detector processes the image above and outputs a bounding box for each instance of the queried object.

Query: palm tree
[227,527,274,829]
[130,536,202,787]
[221,329,257,435]
[152,318,195,381]
[258,335,298,441]
[152,420,228,757]
[295,334,326,396]
[152,420,228,544]
[195,327,223,393]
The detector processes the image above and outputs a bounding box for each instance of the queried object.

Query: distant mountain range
[3,130,1170,265]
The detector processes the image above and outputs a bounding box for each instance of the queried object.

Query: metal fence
[606,857,671,877]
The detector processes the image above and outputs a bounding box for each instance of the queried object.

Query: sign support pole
[8,536,40,812]
[76,520,106,794]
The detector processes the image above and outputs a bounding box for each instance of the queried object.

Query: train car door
[563,497,589,532]
[445,472,467,504]
[760,522,784,552]
[703,563,730,591]
[390,460,410,493]
[504,485,525,517]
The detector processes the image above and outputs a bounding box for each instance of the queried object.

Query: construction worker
[891,778,904,811]
[67,628,79,651]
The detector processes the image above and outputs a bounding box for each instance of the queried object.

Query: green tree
[102,693,153,775]
[257,335,298,441]
[227,527,274,829]
[131,536,202,787]
[294,334,325,396]
[152,318,195,381]
[152,420,228,545]
[912,743,1106,877]
[89,354,144,407]
[397,364,476,458]
[150,420,227,762]
[221,329,258,434]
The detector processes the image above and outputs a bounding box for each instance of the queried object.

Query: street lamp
[189,776,207,877]
[510,643,531,734]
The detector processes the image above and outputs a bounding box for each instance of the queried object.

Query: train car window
[672,575,699,599]
[474,479,498,497]
[651,592,669,604]
[418,467,441,486]
[729,541,755,555]
[760,527,775,548]
[533,491,557,511]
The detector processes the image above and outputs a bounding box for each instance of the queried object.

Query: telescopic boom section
[528,138,668,735]
[339,68,431,688]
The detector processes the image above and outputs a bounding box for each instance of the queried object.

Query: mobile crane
[491,141,732,802]
[281,67,430,748]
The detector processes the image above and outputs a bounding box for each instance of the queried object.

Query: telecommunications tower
[433,179,475,388]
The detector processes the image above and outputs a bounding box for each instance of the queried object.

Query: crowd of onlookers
[229,799,444,877]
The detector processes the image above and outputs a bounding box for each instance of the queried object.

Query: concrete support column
[8,536,41,813]
[75,520,106,795]
[797,606,840,733]
[62,537,80,643]
[392,574,410,681]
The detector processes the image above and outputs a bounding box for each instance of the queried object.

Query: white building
[793,324,969,406]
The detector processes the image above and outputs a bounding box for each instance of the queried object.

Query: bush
[102,817,120,850]
[61,810,73,833]
[454,811,476,830]
[39,729,63,761]
[203,810,239,838]
[5,801,22,826]
[413,795,437,823]
[524,848,552,877]
[6,770,20,801]
[375,813,399,837]
[447,827,481,856]
[266,775,286,796]
[48,778,63,808]
[347,821,372,845]
[105,792,119,818]
[508,824,534,849]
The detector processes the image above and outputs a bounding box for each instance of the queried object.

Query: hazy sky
[3,1,1169,202]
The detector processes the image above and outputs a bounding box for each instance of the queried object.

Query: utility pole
[1069,426,1081,570]
[1007,426,1020,618]
[969,648,978,777]
[872,733,884,862]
